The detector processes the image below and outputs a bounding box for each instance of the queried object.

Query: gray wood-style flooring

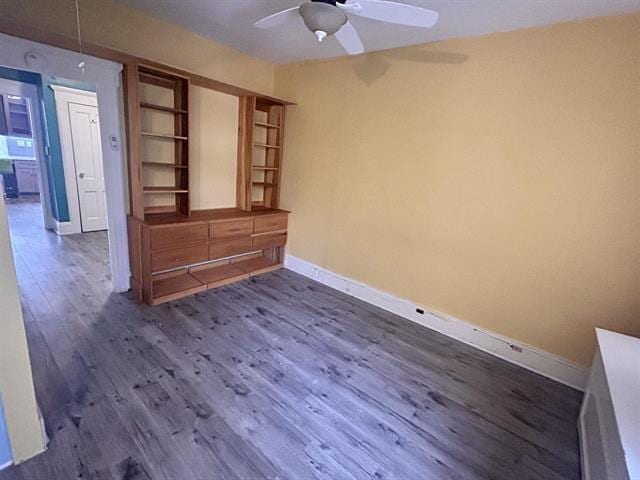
[1,199,582,479]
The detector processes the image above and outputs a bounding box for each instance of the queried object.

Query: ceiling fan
[253,0,439,55]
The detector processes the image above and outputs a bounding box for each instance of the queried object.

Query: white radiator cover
[579,329,640,480]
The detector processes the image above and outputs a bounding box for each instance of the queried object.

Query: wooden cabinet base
[129,207,289,306]
[148,255,283,305]
[152,270,207,305]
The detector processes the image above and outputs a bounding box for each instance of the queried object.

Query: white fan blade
[344,0,438,28]
[334,21,365,55]
[254,6,299,29]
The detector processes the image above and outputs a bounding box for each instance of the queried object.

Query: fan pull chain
[75,0,86,74]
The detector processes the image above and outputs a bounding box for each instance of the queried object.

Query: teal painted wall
[0,67,95,222]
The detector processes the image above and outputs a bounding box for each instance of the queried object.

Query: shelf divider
[253,143,280,149]
[142,161,188,169]
[141,131,188,141]
[143,186,189,194]
[254,121,280,129]
[140,102,188,114]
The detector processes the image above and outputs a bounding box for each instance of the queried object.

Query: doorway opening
[0,32,128,468]
[0,73,108,237]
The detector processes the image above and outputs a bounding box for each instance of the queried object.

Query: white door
[68,102,107,232]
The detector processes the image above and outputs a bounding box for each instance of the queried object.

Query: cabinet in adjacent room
[14,160,39,194]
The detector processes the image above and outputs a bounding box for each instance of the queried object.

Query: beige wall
[274,14,640,366]
[0,199,46,462]
[189,88,239,209]
[2,0,274,94]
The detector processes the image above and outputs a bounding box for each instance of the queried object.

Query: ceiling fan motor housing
[300,1,348,41]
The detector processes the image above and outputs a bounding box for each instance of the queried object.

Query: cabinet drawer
[254,214,288,234]
[150,223,208,251]
[210,218,253,239]
[209,237,253,260]
[151,244,208,272]
[14,161,38,170]
[253,233,287,250]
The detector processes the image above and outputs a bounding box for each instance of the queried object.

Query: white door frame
[0,78,55,230]
[0,32,130,292]
[50,85,101,235]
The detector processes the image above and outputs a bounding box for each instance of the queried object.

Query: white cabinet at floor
[13,160,39,194]
[579,328,640,480]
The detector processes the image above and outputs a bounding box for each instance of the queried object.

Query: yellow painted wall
[274,14,640,366]
[1,0,274,94]
[0,199,46,462]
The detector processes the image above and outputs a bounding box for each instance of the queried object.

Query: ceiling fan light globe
[314,30,327,42]
[299,2,347,37]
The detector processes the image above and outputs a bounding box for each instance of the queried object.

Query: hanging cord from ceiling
[75,0,86,74]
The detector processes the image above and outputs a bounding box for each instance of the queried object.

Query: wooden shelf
[143,187,189,194]
[254,121,280,129]
[190,263,249,289]
[141,131,188,141]
[252,166,279,171]
[152,272,205,305]
[150,255,282,304]
[142,161,188,169]
[253,143,280,149]
[234,256,281,276]
[139,72,176,89]
[144,205,176,215]
[140,102,188,114]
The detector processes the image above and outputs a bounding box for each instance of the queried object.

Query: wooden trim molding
[0,19,295,105]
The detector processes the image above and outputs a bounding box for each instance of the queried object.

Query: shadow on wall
[353,48,469,85]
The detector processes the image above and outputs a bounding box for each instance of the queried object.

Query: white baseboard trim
[54,220,78,236]
[0,460,12,471]
[285,254,589,391]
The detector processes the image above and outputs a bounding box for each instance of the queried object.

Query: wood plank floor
[1,199,582,479]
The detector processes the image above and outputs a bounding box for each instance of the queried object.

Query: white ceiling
[116,0,640,64]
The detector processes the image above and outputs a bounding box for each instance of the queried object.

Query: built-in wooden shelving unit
[125,64,191,220]
[237,97,285,211]
[124,61,292,306]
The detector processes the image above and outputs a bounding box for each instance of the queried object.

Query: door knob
[78,172,85,178]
